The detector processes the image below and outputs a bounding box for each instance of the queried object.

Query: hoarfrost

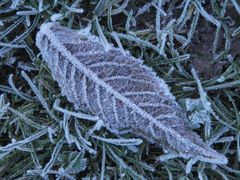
[35,22,228,164]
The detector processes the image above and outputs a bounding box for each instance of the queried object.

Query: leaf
[35,22,228,164]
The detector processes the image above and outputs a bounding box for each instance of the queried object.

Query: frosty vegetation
[0,0,239,179]
[36,22,227,167]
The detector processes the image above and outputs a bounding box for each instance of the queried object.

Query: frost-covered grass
[0,0,240,179]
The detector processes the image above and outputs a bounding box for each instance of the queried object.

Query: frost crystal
[185,98,211,129]
[36,22,228,164]
[50,13,64,22]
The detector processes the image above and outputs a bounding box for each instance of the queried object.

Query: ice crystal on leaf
[36,22,228,165]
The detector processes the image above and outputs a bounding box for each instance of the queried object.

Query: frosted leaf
[36,22,228,164]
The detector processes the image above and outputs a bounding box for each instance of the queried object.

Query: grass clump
[0,0,240,179]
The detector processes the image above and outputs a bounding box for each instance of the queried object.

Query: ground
[0,0,240,179]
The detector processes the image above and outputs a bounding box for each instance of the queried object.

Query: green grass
[0,0,240,179]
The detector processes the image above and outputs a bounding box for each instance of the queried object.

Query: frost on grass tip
[36,22,228,165]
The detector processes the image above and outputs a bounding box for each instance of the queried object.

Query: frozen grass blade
[156,0,163,44]
[0,15,39,56]
[112,32,161,53]
[111,31,126,55]
[0,42,26,48]
[10,0,23,9]
[94,16,111,50]
[53,99,99,121]
[91,135,143,146]
[0,17,24,40]
[8,74,33,101]
[63,114,74,144]
[87,119,104,136]
[0,128,48,152]
[74,121,96,154]
[41,138,64,177]
[182,10,199,48]
[159,19,176,55]
[19,123,42,169]
[21,71,58,122]
[64,5,84,14]
[93,0,108,16]
[0,151,11,161]
[7,107,44,129]
[230,0,240,15]
[0,94,10,120]
[65,153,87,174]
[232,26,240,37]
[185,157,199,174]
[191,68,212,113]
[16,10,39,16]
[38,0,43,12]
[107,146,127,169]
[176,0,191,27]
[100,143,106,180]
[193,0,220,27]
